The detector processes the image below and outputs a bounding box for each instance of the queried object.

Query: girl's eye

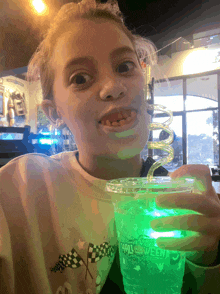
[69,61,135,87]
[117,61,135,73]
[69,73,91,86]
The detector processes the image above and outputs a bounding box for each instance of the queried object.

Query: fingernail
[158,242,166,249]
[156,196,167,205]
[155,221,163,229]
[156,196,162,204]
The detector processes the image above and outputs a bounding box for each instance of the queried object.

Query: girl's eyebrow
[110,46,136,58]
[63,46,136,75]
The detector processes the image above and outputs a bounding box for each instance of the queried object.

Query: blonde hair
[27,0,158,104]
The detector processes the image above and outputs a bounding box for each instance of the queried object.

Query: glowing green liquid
[113,194,199,294]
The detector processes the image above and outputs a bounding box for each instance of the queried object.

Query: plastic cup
[105,176,201,294]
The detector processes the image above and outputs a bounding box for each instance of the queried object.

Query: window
[186,74,218,166]
[145,73,219,171]
[187,109,218,166]
[194,35,220,48]
[186,74,218,111]
[154,79,183,112]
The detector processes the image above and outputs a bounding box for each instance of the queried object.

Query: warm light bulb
[32,0,46,14]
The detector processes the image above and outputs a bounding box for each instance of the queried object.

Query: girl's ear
[41,100,59,125]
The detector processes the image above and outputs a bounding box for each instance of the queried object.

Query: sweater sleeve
[181,258,220,294]
[0,199,14,293]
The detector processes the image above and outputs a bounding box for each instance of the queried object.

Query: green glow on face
[108,129,135,139]
[116,148,142,159]
[115,130,135,138]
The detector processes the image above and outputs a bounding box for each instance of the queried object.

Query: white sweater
[0,151,219,294]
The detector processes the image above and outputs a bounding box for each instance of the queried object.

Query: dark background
[1,0,220,71]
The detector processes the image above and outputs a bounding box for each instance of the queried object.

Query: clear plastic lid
[105,176,196,195]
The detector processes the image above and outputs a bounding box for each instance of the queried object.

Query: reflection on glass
[187,110,219,166]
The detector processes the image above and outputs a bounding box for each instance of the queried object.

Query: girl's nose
[99,79,127,101]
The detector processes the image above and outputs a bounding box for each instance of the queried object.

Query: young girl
[1,0,220,293]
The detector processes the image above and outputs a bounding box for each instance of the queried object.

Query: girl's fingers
[156,234,217,252]
[156,193,220,218]
[151,214,220,236]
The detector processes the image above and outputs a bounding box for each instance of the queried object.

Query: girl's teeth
[118,113,123,119]
[100,111,137,126]
[112,122,119,126]
[131,111,136,117]
[105,114,134,126]
[119,119,127,126]
[126,116,132,122]
[106,120,111,126]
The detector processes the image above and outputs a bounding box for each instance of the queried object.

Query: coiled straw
[142,63,174,181]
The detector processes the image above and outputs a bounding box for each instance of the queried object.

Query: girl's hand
[150,165,220,256]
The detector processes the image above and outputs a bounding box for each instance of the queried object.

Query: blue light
[41,131,51,135]
[39,138,58,145]
[0,133,14,140]
[40,130,61,136]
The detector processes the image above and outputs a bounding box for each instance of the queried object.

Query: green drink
[106,177,201,294]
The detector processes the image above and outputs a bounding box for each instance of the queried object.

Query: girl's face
[48,18,150,159]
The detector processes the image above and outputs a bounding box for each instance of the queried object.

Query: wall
[152,43,220,79]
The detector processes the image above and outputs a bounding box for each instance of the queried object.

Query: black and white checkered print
[87,242,115,263]
[51,247,84,273]
[51,241,116,278]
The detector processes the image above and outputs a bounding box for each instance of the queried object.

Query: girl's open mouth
[98,111,140,133]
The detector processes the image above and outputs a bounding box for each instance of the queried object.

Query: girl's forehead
[52,18,134,62]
